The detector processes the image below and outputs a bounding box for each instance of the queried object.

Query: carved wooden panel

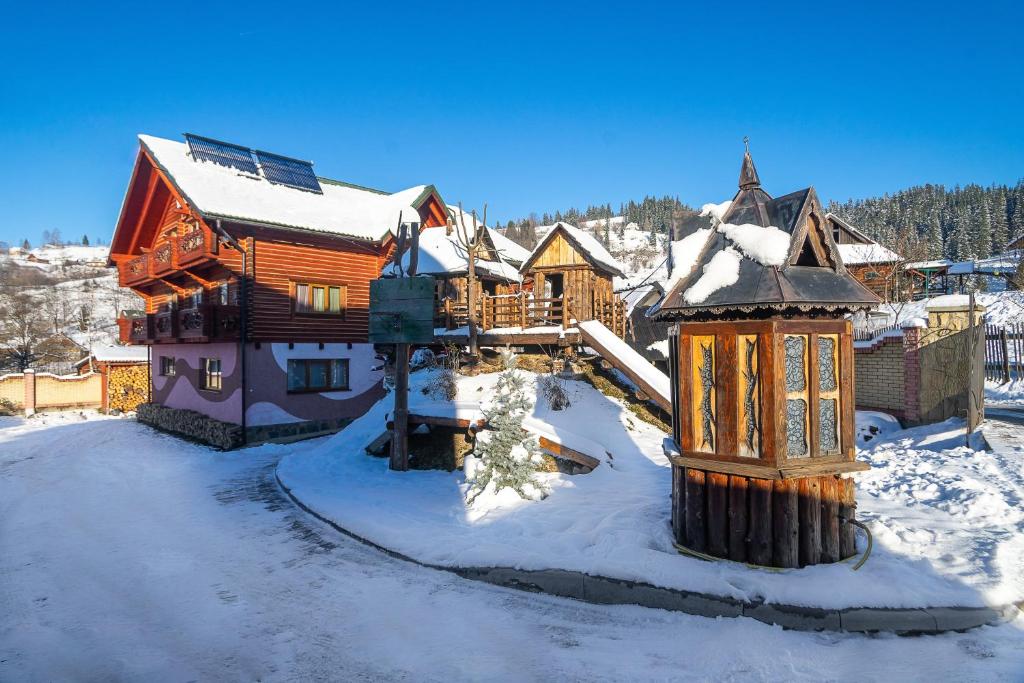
[737,334,760,458]
[690,335,716,453]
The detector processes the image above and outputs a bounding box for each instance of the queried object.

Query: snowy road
[2,414,1024,681]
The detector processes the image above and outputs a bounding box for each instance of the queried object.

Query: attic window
[795,238,819,266]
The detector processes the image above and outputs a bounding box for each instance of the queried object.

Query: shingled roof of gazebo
[651,151,880,320]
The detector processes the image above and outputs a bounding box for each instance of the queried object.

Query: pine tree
[465,353,546,504]
[976,198,992,259]
[21,239,30,251]
[82,234,90,246]
[990,188,1009,253]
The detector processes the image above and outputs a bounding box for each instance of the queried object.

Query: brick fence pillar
[23,369,36,416]
[901,320,925,425]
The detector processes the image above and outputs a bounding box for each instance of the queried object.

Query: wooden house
[519,222,626,329]
[108,133,447,446]
[390,208,530,329]
[825,213,908,301]
[652,149,880,568]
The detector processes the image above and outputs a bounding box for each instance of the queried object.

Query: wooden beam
[537,436,601,471]
[126,169,161,256]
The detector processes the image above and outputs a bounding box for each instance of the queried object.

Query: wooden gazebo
[652,149,880,568]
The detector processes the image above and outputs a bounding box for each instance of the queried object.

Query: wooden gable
[108,148,205,266]
[784,190,840,271]
[522,225,600,273]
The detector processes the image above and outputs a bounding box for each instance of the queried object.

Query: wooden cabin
[108,133,447,447]
[826,213,908,301]
[652,149,880,568]
[390,209,530,330]
[519,222,627,332]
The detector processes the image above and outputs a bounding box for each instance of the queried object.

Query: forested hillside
[828,182,1024,260]
[502,195,695,249]
[503,182,1024,262]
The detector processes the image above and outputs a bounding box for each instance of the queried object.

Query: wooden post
[390,343,410,471]
[772,479,799,568]
[562,294,569,329]
[798,477,821,567]
[683,468,707,552]
[706,472,729,558]
[839,477,857,559]
[444,298,452,330]
[999,327,1010,384]
[819,476,841,563]
[747,477,773,565]
[520,292,527,329]
[727,475,748,562]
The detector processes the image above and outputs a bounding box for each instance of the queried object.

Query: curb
[274,470,1019,634]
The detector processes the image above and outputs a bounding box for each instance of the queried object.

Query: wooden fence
[435,291,627,338]
[984,323,1024,383]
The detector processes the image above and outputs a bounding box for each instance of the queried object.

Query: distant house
[75,345,150,413]
[826,213,907,300]
[25,253,50,264]
[108,133,449,447]
[35,333,88,374]
[1008,234,1024,251]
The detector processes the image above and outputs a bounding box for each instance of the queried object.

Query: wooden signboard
[369,277,436,344]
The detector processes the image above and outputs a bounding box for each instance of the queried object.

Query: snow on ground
[279,370,1024,611]
[855,410,903,445]
[987,379,1024,406]
[10,413,1024,680]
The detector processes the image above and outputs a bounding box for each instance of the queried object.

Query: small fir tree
[465,352,546,504]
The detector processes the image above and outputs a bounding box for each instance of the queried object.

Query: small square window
[159,356,176,376]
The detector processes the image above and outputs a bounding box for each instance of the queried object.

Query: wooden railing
[122,305,241,344]
[434,291,626,337]
[118,227,217,286]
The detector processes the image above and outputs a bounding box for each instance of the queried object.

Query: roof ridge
[317,177,390,195]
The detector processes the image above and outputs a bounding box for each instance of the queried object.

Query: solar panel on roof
[185,133,258,175]
[254,150,322,194]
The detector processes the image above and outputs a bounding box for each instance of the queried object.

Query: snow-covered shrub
[426,343,460,401]
[0,397,18,416]
[465,353,546,504]
[411,348,435,368]
[538,372,570,411]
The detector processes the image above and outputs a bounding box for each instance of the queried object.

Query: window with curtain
[294,282,346,316]
[287,359,349,392]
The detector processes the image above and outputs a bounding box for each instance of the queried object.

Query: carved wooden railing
[122,254,150,286]
[123,305,240,344]
[118,226,217,286]
[151,242,174,277]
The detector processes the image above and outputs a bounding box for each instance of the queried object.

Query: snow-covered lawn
[5,410,1024,680]
[279,369,1024,611]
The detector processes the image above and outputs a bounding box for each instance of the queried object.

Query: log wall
[671,464,858,568]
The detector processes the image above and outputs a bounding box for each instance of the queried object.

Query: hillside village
[2,137,1023,680]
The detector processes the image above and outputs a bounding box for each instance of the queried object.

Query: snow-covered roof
[525,222,625,276]
[837,243,901,265]
[905,259,952,271]
[386,227,522,282]
[75,344,149,366]
[140,134,429,242]
[446,205,531,266]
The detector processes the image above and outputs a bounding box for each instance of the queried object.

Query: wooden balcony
[122,305,241,345]
[435,292,627,338]
[118,227,219,287]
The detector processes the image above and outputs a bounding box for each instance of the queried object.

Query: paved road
[2,415,1023,681]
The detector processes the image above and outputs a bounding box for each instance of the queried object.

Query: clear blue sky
[1,1,1021,246]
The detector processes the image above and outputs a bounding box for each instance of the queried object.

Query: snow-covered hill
[1,245,140,369]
